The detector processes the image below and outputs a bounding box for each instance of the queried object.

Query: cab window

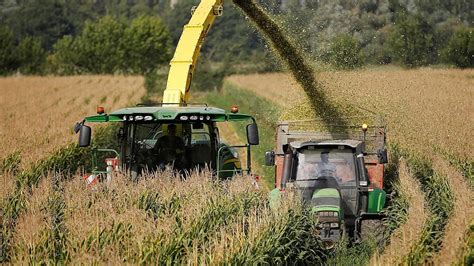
[190,123,212,167]
[296,148,356,184]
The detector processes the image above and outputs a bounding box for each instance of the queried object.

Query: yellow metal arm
[162,0,224,104]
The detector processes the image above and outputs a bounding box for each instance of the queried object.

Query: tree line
[0,0,472,76]
[0,15,172,75]
[265,0,473,69]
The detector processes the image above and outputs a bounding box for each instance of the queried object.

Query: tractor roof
[290,139,362,150]
[84,106,254,123]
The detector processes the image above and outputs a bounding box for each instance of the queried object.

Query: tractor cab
[266,118,388,247]
[75,104,259,180]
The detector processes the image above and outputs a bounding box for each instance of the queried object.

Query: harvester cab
[266,117,388,248]
[75,104,259,180]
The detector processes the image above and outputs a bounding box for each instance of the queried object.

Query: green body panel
[313,188,340,199]
[85,114,123,122]
[84,106,254,123]
[227,113,255,121]
[367,188,386,213]
[268,188,282,210]
[310,188,342,218]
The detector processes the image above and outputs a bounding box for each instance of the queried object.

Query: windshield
[133,123,165,150]
[296,148,356,184]
[125,122,213,172]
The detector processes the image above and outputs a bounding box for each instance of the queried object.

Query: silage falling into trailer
[232,0,349,133]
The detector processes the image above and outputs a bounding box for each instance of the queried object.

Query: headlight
[330,222,339,228]
[319,211,338,217]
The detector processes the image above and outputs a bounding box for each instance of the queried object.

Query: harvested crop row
[432,156,474,264]
[402,153,454,264]
[371,159,427,265]
[0,75,146,169]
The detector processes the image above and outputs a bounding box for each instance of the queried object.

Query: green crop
[0,151,22,175]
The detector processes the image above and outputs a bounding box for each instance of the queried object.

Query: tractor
[74,0,260,181]
[265,118,388,248]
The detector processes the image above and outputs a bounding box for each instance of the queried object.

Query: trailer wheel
[360,219,385,248]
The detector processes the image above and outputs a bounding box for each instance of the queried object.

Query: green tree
[53,15,172,75]
[388,12,436,67]
[445,27,473,68]
[8,0,75,50]
[0,26,18,75]
[51,35,82,74]
[328,34,363,70]
[124,15,171,74]
[75,16,126,73]
[17,37,47,74]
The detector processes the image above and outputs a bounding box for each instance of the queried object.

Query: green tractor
[75,104,259,182]
[266,119,388,248]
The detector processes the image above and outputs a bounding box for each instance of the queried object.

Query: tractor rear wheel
[360,219,385,248]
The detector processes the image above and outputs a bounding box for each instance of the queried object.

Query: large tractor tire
[360,219,385,248]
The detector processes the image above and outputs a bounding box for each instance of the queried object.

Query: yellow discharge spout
[162,0,224,105]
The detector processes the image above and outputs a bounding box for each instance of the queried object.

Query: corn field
[0,75,327,264]
[1,68,472,264]
[0,75,145,170]
[7,169,326,264]
[0,76,145,262]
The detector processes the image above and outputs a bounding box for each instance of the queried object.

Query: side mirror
[246,123,259,145]
[377,149,388,164]
[74,122,82,134]
[79,125,92,147]
[265,151,275,166]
